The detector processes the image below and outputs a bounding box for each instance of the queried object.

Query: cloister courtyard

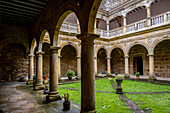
[0,76,170,113]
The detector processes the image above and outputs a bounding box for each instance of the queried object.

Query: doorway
[133,56,143,75]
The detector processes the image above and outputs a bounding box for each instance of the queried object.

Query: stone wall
[0,43,29,81]
[111,49,125,74]
[97,49,107,74]
[129,45,149,76]
[43,43,50,77]
[61,45,77,76]
[154,40,170,77]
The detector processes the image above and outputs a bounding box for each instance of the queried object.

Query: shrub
[65,70,75,77]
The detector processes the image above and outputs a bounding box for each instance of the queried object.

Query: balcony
[60,11,170,39]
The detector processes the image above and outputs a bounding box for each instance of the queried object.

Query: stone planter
[116,79,123,94]
[68,77,72,80]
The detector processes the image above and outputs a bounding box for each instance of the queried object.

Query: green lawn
[121,80,170,92]
[59,89,131,113]
[59,78,114,91]
[59,78,170,113]
[126,93,170,113]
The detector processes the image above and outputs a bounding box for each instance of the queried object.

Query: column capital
[76,56,81,58]
[36,51,45,55]
[124,55,129,58]
[94,56,97,59]
[28,54,35,57]
[58,55,62,58]
[106,57,111,59]
[147,54,154,56]
[50,46,61,53]
[76,32,100,43]
[122,16,127,18]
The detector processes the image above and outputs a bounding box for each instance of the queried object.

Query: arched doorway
[61,45,77,76]
[154,40,170,77]
[129,45,149,75]
[97,48,107,74]
[111,48,124,74]
[0,43,28,81]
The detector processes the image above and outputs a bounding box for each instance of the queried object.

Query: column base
[149,76,157,81]
[80,110,96,113]
[27,79,33,85]
[46,91,62,102]
[34,84,45,91]
[124,74,130,78]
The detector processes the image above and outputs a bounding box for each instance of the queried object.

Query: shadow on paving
[0,82,80,113]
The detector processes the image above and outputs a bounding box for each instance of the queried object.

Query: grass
[58,78,170,113]
[126,93,170,113]
[59,78,114,91]
[121,80,170,92]
[59,88,131,113]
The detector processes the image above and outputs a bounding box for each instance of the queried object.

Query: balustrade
[60,11,170,38]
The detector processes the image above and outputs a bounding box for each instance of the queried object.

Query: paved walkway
[0,82,80,113]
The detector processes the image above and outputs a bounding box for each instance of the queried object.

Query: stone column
[148,54,156,80]
[58,56,61,78]
[46,46,62,102]
[27,54,34,85]
[77,33,99,113]
[107,57,111,74]
[106,20,110,37]
[35,51,45,90]
[146,6,151,27]
[94,56,97,75]
[123,16,127,34]
[77,56,81,77]
[125,55,130,77]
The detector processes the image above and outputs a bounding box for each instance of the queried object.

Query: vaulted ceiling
[0,0,50,27]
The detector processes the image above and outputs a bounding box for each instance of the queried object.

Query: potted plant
[115,75,124,94]
[43,75,48,84]
[102,70,105,74]
[65,70,75,80]
[136,72,140,79]
[115,72,118,76]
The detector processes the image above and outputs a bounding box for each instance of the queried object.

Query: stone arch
[128,43,149,75]
[0,38,29,56]
[0,43,29,81]
[95,46,108,57]
[126,41,150,56]
[110,48,125,74]
[60,45,77,76]
[53,8,81,46]
[109,45,125,57]
[38,29,50,51]
[153,38,170,77]
[59,41,79,57]
[97,48,107,74]
[150,37,170,54]
[88,0,103,33]
[30,38,37,55]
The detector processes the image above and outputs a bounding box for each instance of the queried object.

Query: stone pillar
[148,54,156,80]
[107,57,111,74]
[27,54,34,85]
[58,56,61,78]
[146,6,151,27]
[46,46,62,102]
[94,56,97,75]
[94,19,97,34]
[123,16,127,34]
[106,20,110,37]
[77,56,81,77]
[77,33,99,113]
[35,51,45,90]
[125,55,130,77]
